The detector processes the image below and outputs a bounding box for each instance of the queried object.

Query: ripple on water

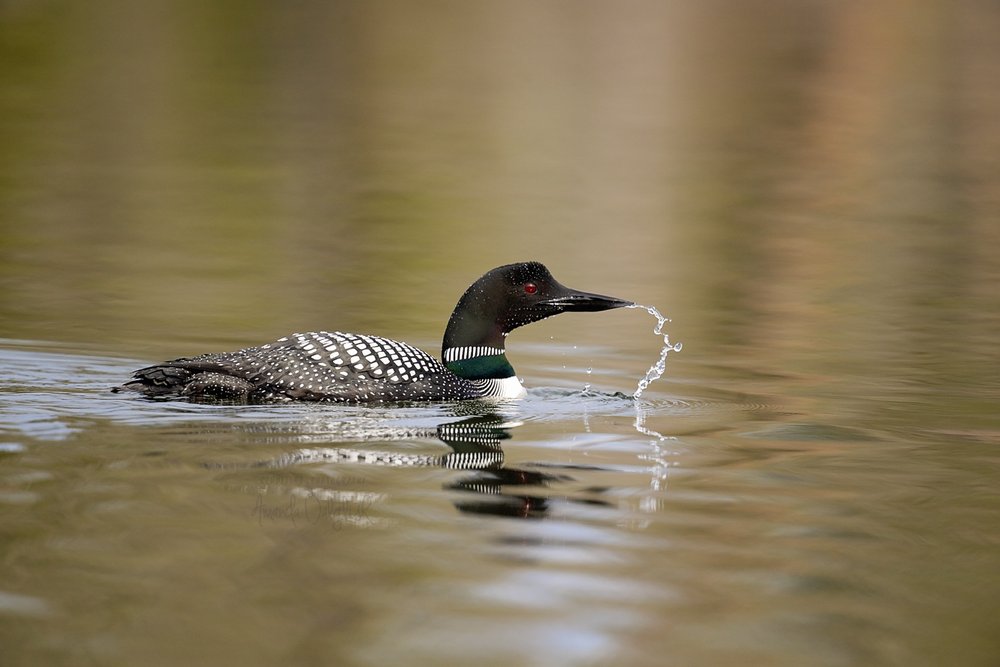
[0,590,51,618]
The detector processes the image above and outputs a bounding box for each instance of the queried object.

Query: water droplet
[585,367,592,375]
[627,303,682,399]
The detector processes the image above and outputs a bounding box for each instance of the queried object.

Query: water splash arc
[628,304,682,399]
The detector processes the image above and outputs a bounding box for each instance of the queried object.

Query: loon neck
[442,345,515,380]
[441,281,513,380]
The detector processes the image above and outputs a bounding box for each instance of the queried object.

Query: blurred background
[2,0,996,383]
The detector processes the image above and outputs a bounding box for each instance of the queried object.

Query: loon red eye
[524,283,538,294]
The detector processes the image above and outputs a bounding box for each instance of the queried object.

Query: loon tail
[113,360,254,400]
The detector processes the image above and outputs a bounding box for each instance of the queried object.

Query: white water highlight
[628,303,683,399]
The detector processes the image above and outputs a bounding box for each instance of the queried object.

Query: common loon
[116,261,631,403]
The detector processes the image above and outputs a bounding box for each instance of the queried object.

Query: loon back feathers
[124,332,489,402]
[117,262,631,403]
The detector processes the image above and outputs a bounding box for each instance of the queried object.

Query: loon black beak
[541,288,633,312]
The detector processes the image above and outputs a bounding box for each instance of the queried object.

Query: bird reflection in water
[437,416,589,519]
[258,411,614,520]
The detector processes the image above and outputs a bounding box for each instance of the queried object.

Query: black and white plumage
[116,262,631,403]
[126,331,500,402]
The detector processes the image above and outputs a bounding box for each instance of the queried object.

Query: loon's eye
[524,283,538,295]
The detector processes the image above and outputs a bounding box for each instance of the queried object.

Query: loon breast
[484,376,527,399]
[123,331,485,403]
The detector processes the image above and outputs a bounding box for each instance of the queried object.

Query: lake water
[2,2,999,666]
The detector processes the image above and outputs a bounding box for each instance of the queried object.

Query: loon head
[441,262,632,375]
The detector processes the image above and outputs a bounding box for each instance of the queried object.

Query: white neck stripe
[443,346,505,363]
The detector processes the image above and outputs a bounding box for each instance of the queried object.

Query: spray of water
[627,303,682,399]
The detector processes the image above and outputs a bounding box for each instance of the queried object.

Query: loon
[116,261,631,403]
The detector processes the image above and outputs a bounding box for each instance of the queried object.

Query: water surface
[2,1,1000,666]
